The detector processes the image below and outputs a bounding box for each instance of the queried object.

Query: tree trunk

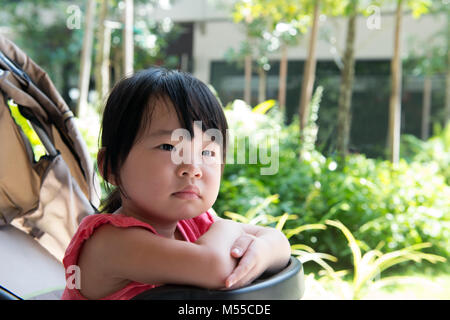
[62,61,73,107]
[123,0,134,76]
[421,76,432,140]
[76,0,96,117]
[299,0,320,133]
[113,48,122,86]
[337,11,357,159]
[258,66,266,103]
[387,0,403,164]
[244,53,252,105]
[95,0,110,109]
[278,43,288,113]
[446,51,450,126]
[445,13,450,126]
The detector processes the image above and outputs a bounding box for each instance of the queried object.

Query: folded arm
[81,218,245,294]
[79,212,290,297]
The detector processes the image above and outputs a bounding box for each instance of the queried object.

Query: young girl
[61,67,291,300]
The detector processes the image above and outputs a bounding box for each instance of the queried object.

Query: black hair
[99,67,228,213]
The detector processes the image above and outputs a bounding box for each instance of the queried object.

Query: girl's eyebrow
[149,129,176,137]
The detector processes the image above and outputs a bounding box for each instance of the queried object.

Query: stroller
[0,35,304,300]
[0,35,100,299]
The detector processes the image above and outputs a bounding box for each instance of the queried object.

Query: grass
[302,270,450,300]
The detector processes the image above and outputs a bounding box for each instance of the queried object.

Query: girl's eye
[202,150,215,157]
[158,144,176,151]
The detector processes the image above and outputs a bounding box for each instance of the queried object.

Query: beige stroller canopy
[0,35,100,263]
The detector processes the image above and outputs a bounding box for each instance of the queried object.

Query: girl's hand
[224,234,271,289]
[207,214,291,290]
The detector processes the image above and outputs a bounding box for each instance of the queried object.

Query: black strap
[0,50,31,87]
[0,285,23,300]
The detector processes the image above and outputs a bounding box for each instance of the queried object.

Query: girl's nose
[177,164,202,179]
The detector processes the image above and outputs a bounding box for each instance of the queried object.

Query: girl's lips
[172,192,201,200]
[172,185,201,199]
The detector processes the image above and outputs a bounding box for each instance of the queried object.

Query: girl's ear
[97,147,117,186]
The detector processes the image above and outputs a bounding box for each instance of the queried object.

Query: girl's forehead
[143,96,214,139]
[144,97,181,133]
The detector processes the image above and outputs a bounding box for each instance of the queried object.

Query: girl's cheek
[203,165,222,187]
[202,163,218,174]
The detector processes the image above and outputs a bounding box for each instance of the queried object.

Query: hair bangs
[160,72,228,158]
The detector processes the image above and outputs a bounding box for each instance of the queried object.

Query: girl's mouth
[172,185,201,199]
[172,192,201,200]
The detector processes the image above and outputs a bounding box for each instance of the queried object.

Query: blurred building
[148,0,446,157]
[1,0,446,157]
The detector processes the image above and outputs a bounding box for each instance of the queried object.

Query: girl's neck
[113,207,180,240]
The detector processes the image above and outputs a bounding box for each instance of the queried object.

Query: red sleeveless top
[61,211,214,300]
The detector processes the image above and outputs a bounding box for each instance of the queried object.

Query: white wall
[192,13,445,83]
[147,0,445,84]
[149,0,232,22]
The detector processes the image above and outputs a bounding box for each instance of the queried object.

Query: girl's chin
[172,206,207,219]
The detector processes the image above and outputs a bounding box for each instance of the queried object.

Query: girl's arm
[80,218,245,291]
[209,214,291,289]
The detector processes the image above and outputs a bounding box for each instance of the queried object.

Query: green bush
[216,99,450,271]
[401,123,450,184]
[309,155,450,268]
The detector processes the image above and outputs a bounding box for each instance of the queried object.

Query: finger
[230,234,255,258]
[230,262,265,290]
[227,265,259,290]
[231,234,255,258]
[225,250,256,288]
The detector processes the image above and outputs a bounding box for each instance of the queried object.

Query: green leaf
[325,219,362,284]
[252,99,277,114]
[224,211,249,223]
[8,100,46,160]
[284,223,327,239]
[275,212,289,231]
[245,194,279,220]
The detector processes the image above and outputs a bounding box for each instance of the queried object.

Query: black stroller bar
[0,50,31,87]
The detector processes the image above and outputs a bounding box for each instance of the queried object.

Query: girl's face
[117,98,223,225]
